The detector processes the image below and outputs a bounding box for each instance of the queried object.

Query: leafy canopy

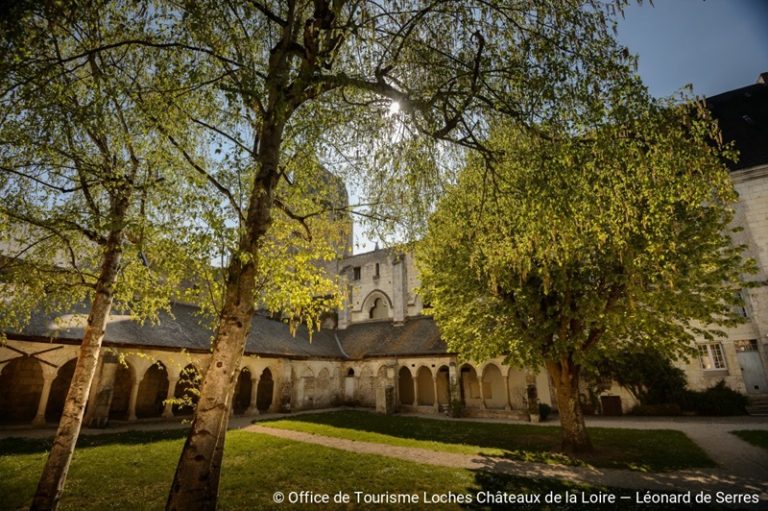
[418,92,753,368]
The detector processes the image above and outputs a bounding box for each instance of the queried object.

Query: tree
[150,2,641,507]
[0,3,203,509]
[417,94,753,453]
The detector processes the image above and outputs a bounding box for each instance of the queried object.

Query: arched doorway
[398,366,414,405]
[109,362,133,420]
[46,359,77,422]
[482,364,506,409]
[358,366,375,406]
[233,368,252,415]
[173,364,201,416]
[256,368,274,412]
[0,357,43,423]
[416,367,435,406]
[436,366,450,407]
[297,367,315,408]
[136,362,169,418]
[460,364,481,408]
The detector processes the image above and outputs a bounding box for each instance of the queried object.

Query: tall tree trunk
[30,228,124,511]
[166,147,280,510]
[545,358,593,454]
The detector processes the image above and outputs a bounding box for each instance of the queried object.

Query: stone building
[1,76,768,426]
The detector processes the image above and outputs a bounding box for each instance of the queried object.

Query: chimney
[758,72,768,85]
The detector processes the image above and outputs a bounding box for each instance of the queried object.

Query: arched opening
[482,364,506,409]
[436,366,450,406]
[136,362,169,418]
[369,297,389,319]
[416,367,435,405]
[256,368,274,412]
[173,364,201,416]
[460,364,481,408]
[507,368,528,409]
[233,367,252,415]
[346,368,355,377]
[316,368,331,407]
[398,366,414,405]
[46,359,77,422]
[109,362,133,420]
[0,357,43,423]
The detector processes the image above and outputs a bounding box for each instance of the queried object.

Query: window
[698,343,727,370]
[732,290,750,318]
[352,266,361,280]
[374,263,380,278]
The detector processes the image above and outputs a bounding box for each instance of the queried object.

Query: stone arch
[173,363,202,416]
[256,367,274,412]
[482,363,506,409]
[233,367,252,415]
[361,290,392,320]
[0,357,43,423]
[45,358,77,422]
[459,364,481,408]
[436,365,451,406]
[416,366,435,406]
[136,362,169,418]
[109,361,134,420]
[507,368,528,409]
[398,366,414,405]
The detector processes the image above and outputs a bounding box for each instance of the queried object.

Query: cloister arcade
[0,338,550,427]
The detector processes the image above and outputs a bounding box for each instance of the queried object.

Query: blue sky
[354,0,768,253]
[616,0,768,98]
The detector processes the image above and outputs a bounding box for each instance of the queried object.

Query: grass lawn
[731,430,768,450]
[0,428,722,511]
[261,410,714,472]
[0,429,618,511]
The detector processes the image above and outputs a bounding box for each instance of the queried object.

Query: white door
[737,340,767,394]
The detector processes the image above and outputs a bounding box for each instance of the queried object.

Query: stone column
[32,366,57,426]
[448,364,460,404]
[127,377,140,421]
[432,375,440,413]
[245,377,260,415]
[162,375,179,419]
[504,369,512,411]
[412,372,419,406]
[479,371,487,410]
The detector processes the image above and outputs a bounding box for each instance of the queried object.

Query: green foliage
[680,381,748,416]
[418,95,752,372]
[597,350,688,406]
[731,430,768,450]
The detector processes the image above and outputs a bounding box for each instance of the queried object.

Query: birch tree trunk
[546,358,593,454]
[30,226,125,511]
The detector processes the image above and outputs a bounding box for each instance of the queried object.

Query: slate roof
[336,316,448,358]
[9,302,345,359]
[708,75,768,171]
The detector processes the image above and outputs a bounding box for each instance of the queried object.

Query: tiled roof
[708,78,768,171]
[9,302,344,359]
[336,316,448,358]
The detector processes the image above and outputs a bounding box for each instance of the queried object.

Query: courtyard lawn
[261,411,714,472]
[731,430,768,450]
[0,429,633,511]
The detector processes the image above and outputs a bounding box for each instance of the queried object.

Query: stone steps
[746,394,768,416]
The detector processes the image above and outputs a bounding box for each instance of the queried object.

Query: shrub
[450,399,465,418]
[629,403,682,416]
[538,403,552,421]
[681,381,747,416]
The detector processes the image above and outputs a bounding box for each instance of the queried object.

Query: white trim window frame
[698,343,727,370]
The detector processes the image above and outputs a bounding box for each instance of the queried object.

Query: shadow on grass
[261,410,715,471]
[0,428,189,456]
